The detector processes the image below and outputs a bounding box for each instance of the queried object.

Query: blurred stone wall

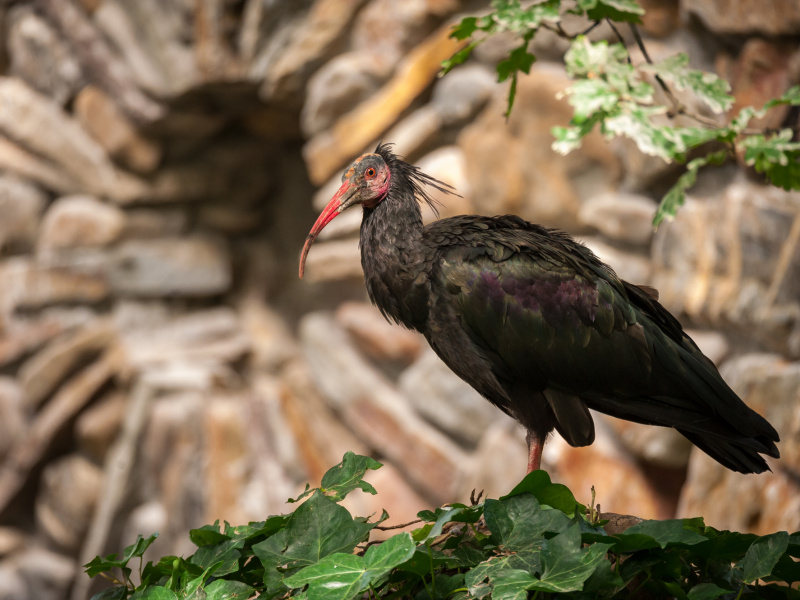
[0,1,798,599]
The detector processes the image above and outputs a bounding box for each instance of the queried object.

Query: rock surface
[300,312,468,503]
[35,454,103,552]
[107,236,232,297]
[38,195,126,252]
[0,175,46,255]
[652,180,800,356]
[683,0,800,35]
[399,348,500,447]
[459,64,622,231]
[8,5,84,105]
[578,192,657,246]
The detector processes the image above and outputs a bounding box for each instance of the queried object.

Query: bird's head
[298,152,390,278]
[299,143,457,278]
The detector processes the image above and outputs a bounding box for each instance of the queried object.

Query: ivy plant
[86,452,800,599]
[441,0,800,227]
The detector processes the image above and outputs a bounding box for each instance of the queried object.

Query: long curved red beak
[299,181,354,278]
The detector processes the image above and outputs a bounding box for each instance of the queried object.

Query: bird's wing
[428,216,653,395]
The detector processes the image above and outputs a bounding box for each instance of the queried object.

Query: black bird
[299,143,779,474]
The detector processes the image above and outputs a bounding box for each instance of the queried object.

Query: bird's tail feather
[679,430,773,474]
[586,393,778,474]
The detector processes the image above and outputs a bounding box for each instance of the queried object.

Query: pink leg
[526,430,545,473]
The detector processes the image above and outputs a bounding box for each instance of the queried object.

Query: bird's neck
[360,195,429,330]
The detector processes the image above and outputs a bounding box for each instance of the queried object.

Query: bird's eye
[364,167,376,180]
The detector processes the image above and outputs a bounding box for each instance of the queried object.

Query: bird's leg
[525,429,545,473]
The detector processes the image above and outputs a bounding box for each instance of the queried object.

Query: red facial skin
[299,155,390,278]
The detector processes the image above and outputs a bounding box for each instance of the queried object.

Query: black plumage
[299,143,779,474]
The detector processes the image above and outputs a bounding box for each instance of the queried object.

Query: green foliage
[442,0,800,227]
[87,452,800,600]
[576,0,644,23]
[441,0,560,116]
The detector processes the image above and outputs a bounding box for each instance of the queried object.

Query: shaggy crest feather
[374,142,458,218]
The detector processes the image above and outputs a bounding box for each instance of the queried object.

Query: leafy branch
[85,452,800,600]
[441,0,800,227]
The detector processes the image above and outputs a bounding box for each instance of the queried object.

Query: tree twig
[581,20,602,36]
[356,539,383,555]
[374,518,423,531]
[628,23,683,115]
[540,21,571,40]
[605,18,631,64]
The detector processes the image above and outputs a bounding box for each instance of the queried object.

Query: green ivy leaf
[416,504,483,543]
[787,532,800,555]
[740,531,789,583]
[693,529,759,561]
[89,587,127,600]
[497,36,537,118]
[687,582,732,600]
[422,507,464,542]
[564,37,630,79]
[768,551,800,585]
[397,545,452,577]
[442,0,558,87]
[529,524,614,593]
[224,515,289,542]
[192,517,289,545]
[450,16,479,40]
[490,0,561,34]
[452,544,488,569]
[741,130,800,191]
[577,0,644,22]
[140,555,199,589]
[129,588,179,600]
[487,569,538,600]
[441,41,481,77]
[203,580,253,600]
[364,532,417,571]
[581,556,625,596]
[660,581,692,600]
[190,522,230,547]
[85,533,160,578]
[465,551,544,596]
[484,494,571,552]
[189,539,244,576]
[621,518,709,549]
[653,151,727,227]
[414,573,467,600]
[506,73,520,119]
[469,524,612,597]
[567,79,620,119]
[552,113,605,154]
[504,470,580,515]
[604,104,673,159]
[642,54,733,114]
[181,560,225,599]
[497,42,536,82]
[283,554,366,600]
[253,490,377,579]
[320,452,383,501]
[764,85,800,110]
[283,533,415,600]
